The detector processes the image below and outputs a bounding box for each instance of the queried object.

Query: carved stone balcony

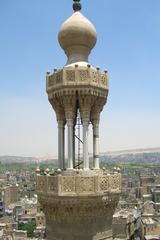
[46,66,108,95]
[37,170,121,240]
[37,171,121,197]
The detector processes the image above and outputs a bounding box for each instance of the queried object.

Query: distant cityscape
[0,147,160,239]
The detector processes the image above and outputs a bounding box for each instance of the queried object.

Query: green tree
[18,221,36,237]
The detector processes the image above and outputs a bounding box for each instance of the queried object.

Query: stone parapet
[37,171,121,196]
[46,66,108,93]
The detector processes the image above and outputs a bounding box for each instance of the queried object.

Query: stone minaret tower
[37,1,121,239]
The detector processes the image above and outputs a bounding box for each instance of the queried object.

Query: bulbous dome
[58,11,97,65]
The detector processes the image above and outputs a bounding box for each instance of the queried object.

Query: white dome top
[58,11,97,65]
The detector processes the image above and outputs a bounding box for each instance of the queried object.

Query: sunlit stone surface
[37,1,121,239]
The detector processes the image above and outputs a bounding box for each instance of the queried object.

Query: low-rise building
[112,209,144,239]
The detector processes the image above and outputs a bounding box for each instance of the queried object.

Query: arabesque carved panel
[48,176,58,192]
[76,177,95,193]
[101,74,107,85]
[91,70,99,83]
[66,70,75,82]
[37,176,47,192]
[48,75,56,87]
[78,70,89,82]
[56,71,63,84]
[109,174,121,190]
[99,176,109,191]
[61,176,76,192]
[37,173,121,195]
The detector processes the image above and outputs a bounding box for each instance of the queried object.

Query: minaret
[37,1,121,239]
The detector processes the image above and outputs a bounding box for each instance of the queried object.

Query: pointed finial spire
[73,0,82,12]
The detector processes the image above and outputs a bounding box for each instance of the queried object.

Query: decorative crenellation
[47,70,63,88]
[46,66,108,91]
[36,172,121,195]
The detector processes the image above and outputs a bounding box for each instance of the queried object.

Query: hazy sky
[0,0,160,157]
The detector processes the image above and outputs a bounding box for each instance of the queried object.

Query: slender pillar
[58,120,65,169]
[93,120,100,169]
[67,119,74,169]
[83,119,89,170]
[73,125,76,168]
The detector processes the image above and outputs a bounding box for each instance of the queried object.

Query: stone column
[91,98,106,169]
[73,125,76,168]
[62,95,76,170]
[67,118,74,169]
[58,120,65,169]
[79,95,95,170]
[83,119,89,170]
[92,120,100,169]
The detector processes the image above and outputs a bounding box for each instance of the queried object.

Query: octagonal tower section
[37,1,121,239]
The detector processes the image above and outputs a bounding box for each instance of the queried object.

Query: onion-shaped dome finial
[58,0,97,65]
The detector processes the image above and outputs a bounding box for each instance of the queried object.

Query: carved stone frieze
[76,176,95,193]
[47,74,56,88]
[46,67,108,91]
[39,194,119,219]
[109,174,121,191]
[99,176,109,191]
[47,70,63,88]
[61,176,76,192]
[78,69,90,82]
[37,172,121,196]
[56,70,63,84]
[91,70,99,83]
[66,70,75,82]
[36,175,47,192]
[48,176,58,193]
[101,73,107,85]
